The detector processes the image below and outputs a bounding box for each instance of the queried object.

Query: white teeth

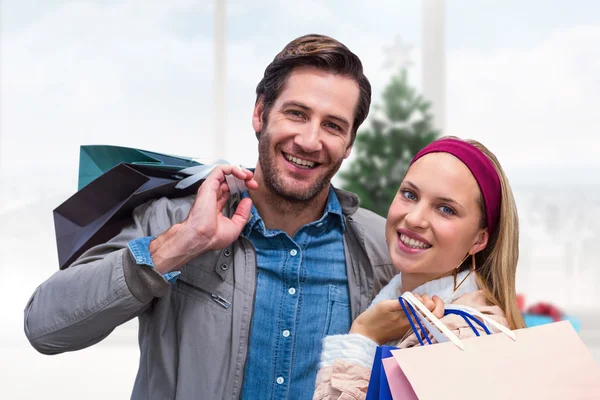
[400,233,431,249]
[285,153,316,168]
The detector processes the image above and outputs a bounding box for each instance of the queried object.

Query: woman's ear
[469,228,489,255]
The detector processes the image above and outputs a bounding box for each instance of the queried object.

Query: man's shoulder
[134,195,196,230]
[346,206,390,265]
[350,206,386,230]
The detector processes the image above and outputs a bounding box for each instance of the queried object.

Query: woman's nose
[404,205,430,230]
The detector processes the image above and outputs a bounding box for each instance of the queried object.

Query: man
[25,34,396,399]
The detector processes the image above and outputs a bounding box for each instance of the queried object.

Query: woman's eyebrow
[403,180,466,210]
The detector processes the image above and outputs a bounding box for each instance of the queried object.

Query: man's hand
[150,165,258,274]
[348,293,444,345]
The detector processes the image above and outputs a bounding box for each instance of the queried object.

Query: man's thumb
[230,197,253,230]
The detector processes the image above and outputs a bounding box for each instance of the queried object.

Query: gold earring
[453,253,476,292]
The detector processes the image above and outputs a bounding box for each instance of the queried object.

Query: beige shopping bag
[382,293,600,399]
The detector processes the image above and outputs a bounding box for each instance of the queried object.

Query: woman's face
[385,153,489,288]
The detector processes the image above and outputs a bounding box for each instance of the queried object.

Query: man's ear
[469,228,489,255]
[344,144,353,159]
[253,98,265,137]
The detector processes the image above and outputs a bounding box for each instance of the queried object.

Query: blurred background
[1,0,598,398]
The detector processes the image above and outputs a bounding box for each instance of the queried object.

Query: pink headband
[410,139,501,236]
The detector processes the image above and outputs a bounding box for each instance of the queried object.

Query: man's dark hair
[255,34,371,145]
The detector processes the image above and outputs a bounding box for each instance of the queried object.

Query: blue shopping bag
[365,298,491,400]
[365,345,398,400]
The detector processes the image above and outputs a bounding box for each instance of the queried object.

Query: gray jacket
[24,188,396,399]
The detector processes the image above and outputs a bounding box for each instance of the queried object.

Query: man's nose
[294,122,323,153]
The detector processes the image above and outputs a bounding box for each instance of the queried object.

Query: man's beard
[257,128,343,203]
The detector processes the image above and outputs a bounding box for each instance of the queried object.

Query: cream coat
[313,271,508,400]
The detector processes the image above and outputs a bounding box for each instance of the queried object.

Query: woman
[313,137,525,399]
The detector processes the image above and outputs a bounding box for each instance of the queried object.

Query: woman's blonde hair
[442,136,525,329]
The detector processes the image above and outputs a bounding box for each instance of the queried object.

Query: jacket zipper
[177,279,231,309]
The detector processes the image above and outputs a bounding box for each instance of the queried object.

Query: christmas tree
[340,68,439,217]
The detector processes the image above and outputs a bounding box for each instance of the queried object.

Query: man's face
[253,67,359,202]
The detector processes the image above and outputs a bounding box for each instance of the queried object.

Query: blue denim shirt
[127,236,180,283]
[240,187,351,399]
[127,188,351,398]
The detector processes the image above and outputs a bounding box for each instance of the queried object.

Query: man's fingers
[216,185,231,210]
[205,165,258,193]
[216,165,254,181]
[200,165,258,195]
[217,181,230,195]
[244,177,259,190]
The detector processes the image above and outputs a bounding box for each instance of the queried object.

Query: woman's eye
[402,190,417,201]
[439,205,455,215]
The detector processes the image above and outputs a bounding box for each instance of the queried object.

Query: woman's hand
[349,294,444,345]
[411,294,445,320]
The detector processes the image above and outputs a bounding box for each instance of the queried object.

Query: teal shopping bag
[78,145,201,190]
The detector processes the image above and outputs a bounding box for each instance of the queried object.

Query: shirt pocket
[323,285,352,336]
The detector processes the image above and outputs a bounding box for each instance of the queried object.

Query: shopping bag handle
[401,292,465,350]
[400,293,517,351]
[399,297,433,346]
[174,164,248,195]
[443,309,491,336]
[444,304,516,341]
[400,299,493,344]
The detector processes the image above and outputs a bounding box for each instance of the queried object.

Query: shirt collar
[323,186,345,231]
[242,186,345,237]
[242,190,263,236]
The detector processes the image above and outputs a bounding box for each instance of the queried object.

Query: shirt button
[282,330,290,337]
[316,222,323,227]
[276,377,284,385]
[290,249,298,256]
[288,287,296,295]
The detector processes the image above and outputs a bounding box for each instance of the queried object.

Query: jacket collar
[332,187,360,216]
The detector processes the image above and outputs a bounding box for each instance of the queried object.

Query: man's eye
[325,122,341,131]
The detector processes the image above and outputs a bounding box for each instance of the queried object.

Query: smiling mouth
[283,152,319,169]
[399,233,432,249]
